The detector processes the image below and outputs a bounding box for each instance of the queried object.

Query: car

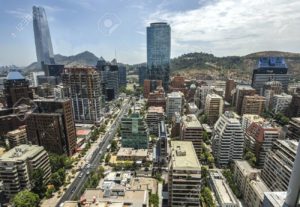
[71,187,76,193]
[86,170,90,175]
[78,172,84,178]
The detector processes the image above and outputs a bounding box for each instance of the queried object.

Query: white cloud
[145,0,300,57]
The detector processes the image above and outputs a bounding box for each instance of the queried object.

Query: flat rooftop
[249,176,270,201]
[167,91,183,98]
[117,148,148,157]
[236,85,255,90]
[243,114,264,122]
[147,106,164,113]
[264,191,287,207]
[234,160,260,176]
[0,145,44,162]
[171,141,201,169]
[182,114,202,128]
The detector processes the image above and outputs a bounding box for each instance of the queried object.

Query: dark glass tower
[33,6,55,67]
[147,22,171,90]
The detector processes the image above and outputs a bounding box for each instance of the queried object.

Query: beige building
[6,125,27,148]
[0,145,51,198]
[205,93,224,125]
[146,106,164,136]
[241,95,266,116]
[169,141,201,207]
[180,114,203,159]
[116,147,149,162]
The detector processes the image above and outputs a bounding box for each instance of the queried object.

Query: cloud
[6,9,31,19]
[145,0,300,57]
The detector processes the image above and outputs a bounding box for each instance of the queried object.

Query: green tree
[244,151,256,167]
[149,194,159,207]
[111,140,118,152]
[105,153,111,163]
[12,190,40,207]
[49,154,72,172]
[200,187,215,207]
[31,168,46,198]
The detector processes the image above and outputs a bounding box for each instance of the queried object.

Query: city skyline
[1,0,300,66]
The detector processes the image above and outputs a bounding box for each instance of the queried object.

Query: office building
[26,98,76,156]
[241,95,266,116]
[212,111,244,167]
[252,57,289,94]
[261,140,298,191]
[147,22,171,90]
[6,125,27,148]
[205,93,224,125]
[146,106,164,136]
[158,120,167,164]
[233,85,256,115]
[180,114,203,159]
[138,65,147,86]
[42,62,64,77]
[144,79,162,98]
[209,170,239,207]
[271,93,292,114]
[0,145,51,199]
[62,67,102,124]
[4,70,33,108]
[288,94,300,118]
[166,91,183,120]
[118,65,127,88]
[32,6,55,66]
[225,79,236,103]
[245,121,280,167]
[169,141,201,207]
[121,113,149,149]
[286,117,300,141]
[147,87,166,109]
[242,114,265,132]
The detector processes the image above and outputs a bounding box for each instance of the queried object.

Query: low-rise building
[116,147,149,162]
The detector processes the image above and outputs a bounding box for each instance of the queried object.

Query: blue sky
[1,0,300,66]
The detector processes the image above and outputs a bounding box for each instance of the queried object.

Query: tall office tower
[212,111,244,167]
[241,95,266,116]
[26,98,76,156]
[4,70,33,108]
[205,93,224,125]
[180,114,203,159]
[225,79,236,104]
[286,117,300,141]
[245,121,280,168]
[251,57,289,94]
[288,94,300,118]
[0,145,51,199]
[169,141,201,207]
[166,91,183,120]
[138,65,147,86]
[261,140,298,191]
[271,93,292,114]
[146,106,164,136]
[5,126,27,148]
[62,67,102,124]
[118,65,127,88]
[147,22,171,90]
[233,85,256,115]
[121,113,149,149]
[96,59,119,101]
[32,6,55,66]
[143,79,162,98]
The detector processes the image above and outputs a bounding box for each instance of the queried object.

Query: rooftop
[0,145,45,162]
[182,114,202,128]
[117,148,148,157]
[171,141,201,169]
[264,191,287,207]
[76,129,92,136]
[167,91,183,98]
[248,175,270,201]
[234,160,260,176]
[147,106,164,113]
[243,114,265,122]
[236,85,255,91]
[223,111,240,123]
[6,70,25,80]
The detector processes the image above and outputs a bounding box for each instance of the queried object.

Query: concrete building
[261,140,298,191]
[146,106,164,136]
[187,102,199,114]
[288,94,300,118]
[263,192,287,207]
[205,93,224,125]
[263,81,282,109]
[62,67,102,124]
[233,85,256,115]
[30,71,45,87]
[271,93,292,114]
[121,113,149,149]
[180,114,203,159]
[6,125,27,148]
[118,65,127,88]
[225,79,236,104]
[209,170,239,207]
[26,98,76,156]
[241,95,266,116]
[169,141,201,207]
[212,111,244,167]
[242,114,265,132]
[158,120,168,164]
[147,87,166,109]
[194,85,214,110]
[116,148,148,162]
[166,91,183,120]
[286,117,300,141]
[245,121,280,167]
[0,145,51,199]
[144,79,162,99]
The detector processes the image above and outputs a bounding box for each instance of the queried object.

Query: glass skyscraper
[33,6,55,67]
[147,22,171,90]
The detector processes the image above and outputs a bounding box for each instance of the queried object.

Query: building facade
[205,93,224,125]
[271,93,292,114]
[286,117,300,141]
[233,85,256,115]
[6,125,27,148]
[166,92,183,120]
[146,106,164,136]
[241,95,266,116]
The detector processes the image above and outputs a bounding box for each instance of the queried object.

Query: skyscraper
[33,6,55,67]
[147,22,171,90]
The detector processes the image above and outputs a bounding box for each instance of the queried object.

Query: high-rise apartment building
[26,98,76,156]
[146,106,164,136]
[233,85,256,115]
[169,141,201,207]
[147,22,171,90]
[4,70,33,108]
[271,93,292,114]
[166,92,183,120]
[0,145,51,199]
[194,85,214,110]
[241,114,265,132]
[6,126,27,148]
[180,114,203,159]
[121,113,149,149]
[62,67,102,124]
[212,111,244,167]
[225,79,236,103]
[251,57,289,94]
[205,93,224,125]
[286,117,300,141]
[241,95,266,116]
[32,6,55,66]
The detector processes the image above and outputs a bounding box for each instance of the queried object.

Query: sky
[1,0,300,66]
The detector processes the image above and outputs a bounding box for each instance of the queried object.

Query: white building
[166,91,183,120]
[271,93,292,114]
[212,111,244,167]
[30,71,45,87]
[241,114,265,132]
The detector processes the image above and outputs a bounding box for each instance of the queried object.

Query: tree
[12,190,40,207]
[203,131,210,144]
[149,194,159,207]
[244,151,256,167]
[31,168,46,198]
[111,140,118,152]
[105,153,111,163]
[49,154,72,172]
[200,187,215,207]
